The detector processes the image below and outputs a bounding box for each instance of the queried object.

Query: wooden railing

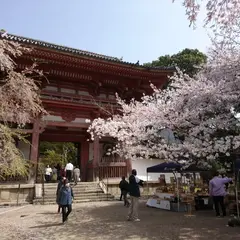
[98,166,127,180]
[87,156,129,181]
[101,156,125,163]
[41,90,118,108]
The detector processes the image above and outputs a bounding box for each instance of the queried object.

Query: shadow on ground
[30,202,240,240]
[30,222,63,228]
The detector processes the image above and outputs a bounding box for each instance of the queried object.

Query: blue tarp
[235,157,240,171]
[147,162,182,173]
[146,162,208,173]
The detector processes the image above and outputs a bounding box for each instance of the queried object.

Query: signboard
[146,198,171,210]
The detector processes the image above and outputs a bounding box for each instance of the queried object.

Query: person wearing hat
[59,179,74,223]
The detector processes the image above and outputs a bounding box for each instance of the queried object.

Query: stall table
[194,194,212,210]
[146,193,173,210]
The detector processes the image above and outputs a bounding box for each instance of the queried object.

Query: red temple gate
[1,34,174,182]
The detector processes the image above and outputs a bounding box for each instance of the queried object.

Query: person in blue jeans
[59,179,74,223]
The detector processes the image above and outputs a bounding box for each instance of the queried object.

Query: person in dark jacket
[55,163,61,181]
[56,177,66,213]
[119,176,129,207]
[59,179,74,223]
[127,169,144,221]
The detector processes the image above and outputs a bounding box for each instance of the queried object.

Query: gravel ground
[0,201,240,240]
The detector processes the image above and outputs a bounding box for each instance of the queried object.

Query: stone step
[74,194,113,199]
[33,181,114,205]
[33,198,114,205]
[34,196,114,205]
[44,183,99,187]
[41,193,113,199]
[44,192,111,199]
[44,191,105,197]
[44,187,101,192]
[44,188,103,193]
[44,182,98,186]
[44,190,102,195]
[43,185,99,190]
[71,185,100,188]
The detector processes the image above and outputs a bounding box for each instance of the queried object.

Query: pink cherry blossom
[0,35,46,177]
[175,0,240,30]
[88,46,240,167]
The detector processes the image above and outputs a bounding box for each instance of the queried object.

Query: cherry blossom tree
[88,45,240,168]
[177,0,240,29]
[87,1,240,168]
[0,31,46,179]
[177,1,240,54]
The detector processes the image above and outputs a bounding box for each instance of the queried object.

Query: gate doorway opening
[39,141,80,170]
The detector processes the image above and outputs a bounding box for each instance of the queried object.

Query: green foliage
[39,142,78,167]
[0,38,46,179]
[144,48,207,76]
[40,150,63,166]
[0,124,29,179]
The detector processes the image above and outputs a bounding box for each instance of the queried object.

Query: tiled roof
[0,33,175,71]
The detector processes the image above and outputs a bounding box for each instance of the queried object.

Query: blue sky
[0,0,210,63]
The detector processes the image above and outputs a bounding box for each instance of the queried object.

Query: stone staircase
[33,182,114,205]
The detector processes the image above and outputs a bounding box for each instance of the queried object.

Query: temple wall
[72,118,87,123]
[18,140,30,160]
[99,93,106,98]
[61,88,75,94]
[43,116,89,124]
[109,94,115,100]
[43,115,64,122]
[0,184,34,205]
[44,86,58,91]
[78,90,89,96]
[131,159,177,182]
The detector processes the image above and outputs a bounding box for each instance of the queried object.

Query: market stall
[146,162,182,212]
[146,162,210,212]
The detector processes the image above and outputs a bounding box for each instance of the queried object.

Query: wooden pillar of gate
[93,136,100,181]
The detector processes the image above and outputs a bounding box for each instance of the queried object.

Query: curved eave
[1,33,176,74]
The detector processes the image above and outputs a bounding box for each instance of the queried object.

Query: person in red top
[60,165,66,178]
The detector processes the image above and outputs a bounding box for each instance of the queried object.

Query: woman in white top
[45,165,53,183]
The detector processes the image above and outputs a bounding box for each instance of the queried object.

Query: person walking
[55,163,61,181]
[56,177,66,213]
[73,166,80,185]
[127,169,144,221]
[119,176,129,207]
[209,171,233,217]
[59,179,74,223]
[65,162,74,182]
[60,165,66,178]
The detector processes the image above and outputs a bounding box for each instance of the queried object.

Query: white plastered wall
[131,159,179,183]
[18,140,31,160]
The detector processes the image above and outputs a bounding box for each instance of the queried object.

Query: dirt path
[1,201,240,240]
